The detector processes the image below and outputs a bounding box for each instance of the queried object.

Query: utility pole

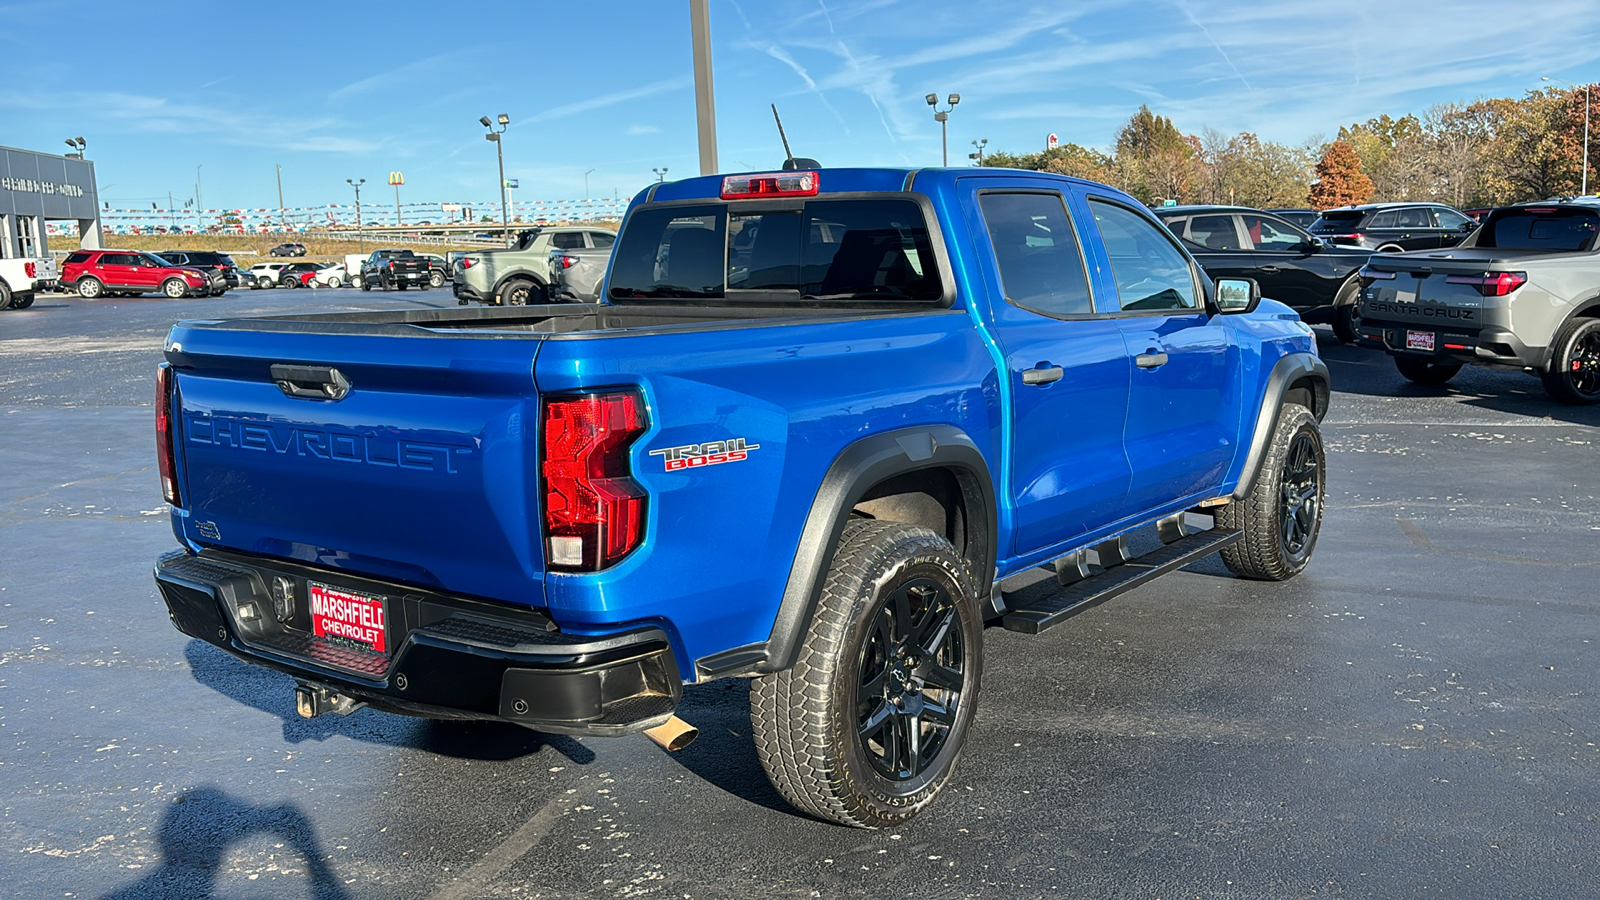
[689,0,719,175]
[168,192,176,231]
[481,115,510,244]
[195,165,204,231]
[275,163,286,231]
[347,178,365,252]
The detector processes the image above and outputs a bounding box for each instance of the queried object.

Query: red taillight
[721,170,819,199]
[1445,271,1526,296]
[541,391,648,571]
[155,364,180,506]
[461,258,476,269]
[558,255,578,269]
[24,261,36,278]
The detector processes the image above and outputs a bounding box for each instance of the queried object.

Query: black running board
[1001,528,1242,634]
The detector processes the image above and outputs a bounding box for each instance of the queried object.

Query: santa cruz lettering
[649,437,760,472]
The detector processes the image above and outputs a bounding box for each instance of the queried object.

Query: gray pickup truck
[547,244,612,302]
[451,226,616,306]
[1356,198,1600,403]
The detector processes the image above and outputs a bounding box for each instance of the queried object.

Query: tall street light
[481,114,510,245]
[925,93,960,166]
[346,178,365,252]
[63,137,86,159]
[653,167,669,183]
[195,165,204,231]
[1544,76,1591,195]
[275,163,287,231]
[585,168,596,201]
[969,138,988,166]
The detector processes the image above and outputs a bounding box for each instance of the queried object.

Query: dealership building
[1,144,102,258]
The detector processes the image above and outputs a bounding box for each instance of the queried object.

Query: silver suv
[451,226,616,306]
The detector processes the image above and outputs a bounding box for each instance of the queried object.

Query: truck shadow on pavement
[98,786,349,900]
[659,677,806,818]
[182,641,595,765]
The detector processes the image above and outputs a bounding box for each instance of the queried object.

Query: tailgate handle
[270,364,351,401]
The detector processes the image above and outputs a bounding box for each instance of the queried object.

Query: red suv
[61,250,211,299]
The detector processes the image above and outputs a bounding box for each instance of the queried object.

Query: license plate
[309,582,389,653]
[1406,330,1435,351]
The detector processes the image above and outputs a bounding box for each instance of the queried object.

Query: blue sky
[3,0,1598,213]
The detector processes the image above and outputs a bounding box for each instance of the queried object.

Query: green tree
[982,144,1119,188]
[1114,105,1196,204]
[1307,141,1374,208]
[1199,130,1314,208]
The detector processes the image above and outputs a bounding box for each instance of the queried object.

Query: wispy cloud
[525,76,692,123]
[328,51,471,103]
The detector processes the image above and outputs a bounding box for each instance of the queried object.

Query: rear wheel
[1331,278,1361,343]
[1218,403,1324,581]
[0,282,10,309]
[429,270,446,288]
[77,277,104,299]
[11,291,34,309]
[1540,317,1600,404]
[1395,355,1461,385]
[280,276,298,289]
[497,277,538,306]
[750,520,981,828]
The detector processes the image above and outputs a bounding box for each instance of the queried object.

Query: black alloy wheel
[1541,318,1600,404]
[1279,430,1321,560]
[855,575,968,782]
[1218,403,1325,580]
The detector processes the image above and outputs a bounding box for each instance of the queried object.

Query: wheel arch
[1231,352,1329,501]
[1544,297,1600,370]
[694,425,997,680]
[491,268,547,297]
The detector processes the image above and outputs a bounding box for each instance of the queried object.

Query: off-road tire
[1394,355,1461,385]
[1331,278,1361,343]
[1217,403,1324,581]
[1540,317,1600,405]
[750,520,982,828]
[77,277,103,299]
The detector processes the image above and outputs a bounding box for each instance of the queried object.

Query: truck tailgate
[166,325,550,607]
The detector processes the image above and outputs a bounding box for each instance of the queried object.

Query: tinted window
[978,192,1094,318]
[1368,211,1398,228]
[1309,210,1363,233]
[1189,215,1241,250]
[1436,209,1473,230]
[1240,214,1305,250]
[609,198,939,303]
[102,253,140,266]
[65,251,91,264]
[1395,208,1431,228]
[551,232,586,250]
[1089,200,1198,311]
[590,232,615,248]
[142,254,173,267]
[1483,208,1599,251]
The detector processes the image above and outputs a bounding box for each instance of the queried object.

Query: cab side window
[551,232,586,250]
[1089,200,1198,311]
[1240,214,1304,250]
[978,192,1094,318]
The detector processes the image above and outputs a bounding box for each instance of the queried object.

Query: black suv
[158,250,243,290]
[1308,202,1477,252]
[1155,205,1374,342]
[269,242,308,257]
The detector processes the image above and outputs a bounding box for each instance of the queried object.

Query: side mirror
[1461,221,1477,232]
[1294,239,1319,254]
[1213,277,1261,314]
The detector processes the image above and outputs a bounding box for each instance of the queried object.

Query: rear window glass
[65,251,91,264]
[1309,211,1364,233]
[1482,208,1600,251]
[608,198,940,303]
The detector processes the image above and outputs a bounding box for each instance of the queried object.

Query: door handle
[1257,265,1279,273]
[1135,351,1169,369]
[1021,365,1064,385]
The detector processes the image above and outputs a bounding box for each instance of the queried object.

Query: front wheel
[326,275,343,289]
[1217,404,1325,581]
[1395,355,1462,385]
[163,278,189,299]
[1540,317,1600,404]
[77,277,104,299]
[750,520,982,828]
[360,278,372,292]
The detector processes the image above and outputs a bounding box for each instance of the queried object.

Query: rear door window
[1396,207,1431,228]
[978,192,1095,317]
[1088,200,1198,311]
[589,232,615,248]
[551,232,586,250]
[1369,211,1398,229]
[1188,215,1242,251]
[1240,214,1305,250]
[608,198,940,303]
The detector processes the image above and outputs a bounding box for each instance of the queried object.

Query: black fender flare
[491,269,547,297]
[1231,352,1330,501]
[1544,296,1600,370]
[694,425,997,679]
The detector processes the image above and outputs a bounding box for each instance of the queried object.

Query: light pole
[653,167,669,183]
[63,137,85,159]
[1544,76,1591,195]
[585,168,596,200]
[481,114,510,244]
[925,93,960,166]
[195,165,204,231]
[969,138,988,166]
[346,178,365,252]
[275,163,286,231]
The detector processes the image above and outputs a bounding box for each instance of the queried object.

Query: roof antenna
[772,103,821,170]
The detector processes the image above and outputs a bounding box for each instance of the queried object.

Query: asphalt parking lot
[3,288,1598,899]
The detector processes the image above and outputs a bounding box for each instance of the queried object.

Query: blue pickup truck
[153,167,1329,827]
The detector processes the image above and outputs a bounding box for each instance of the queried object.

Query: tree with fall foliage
[1115,106,1197,205]
[1307,141,1374,208]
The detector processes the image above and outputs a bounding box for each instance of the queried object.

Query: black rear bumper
[154,550,680,735]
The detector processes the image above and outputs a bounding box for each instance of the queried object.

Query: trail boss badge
[648,438,760,472]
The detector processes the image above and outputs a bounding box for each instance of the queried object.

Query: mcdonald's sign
[388,171,404,186]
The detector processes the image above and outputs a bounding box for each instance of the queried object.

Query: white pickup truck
[0,255,59,310]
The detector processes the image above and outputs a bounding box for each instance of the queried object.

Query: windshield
[607,197,941,304]
[1481,207,1600,252]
